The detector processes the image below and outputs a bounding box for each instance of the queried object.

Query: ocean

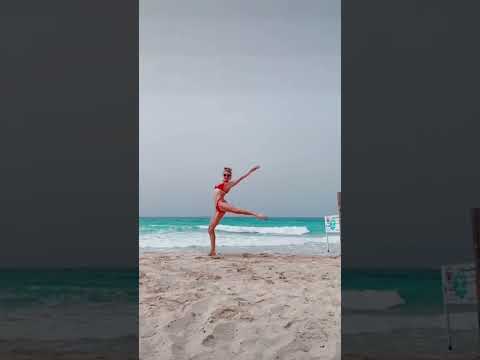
[0,269,137,340]
[343,269,479,353]
[343,268,444,314]
[0,269,138,309]
[139,216,340,256]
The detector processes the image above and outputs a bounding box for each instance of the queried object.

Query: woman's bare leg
[208,211,225,256]
[219,202,267,220]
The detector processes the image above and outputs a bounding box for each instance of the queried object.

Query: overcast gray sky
[140,0,340,217]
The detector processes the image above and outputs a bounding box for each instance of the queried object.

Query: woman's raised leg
[218,202,267,220]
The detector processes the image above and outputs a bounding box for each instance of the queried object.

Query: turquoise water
[140,217,327,236]
[343,268,444,314]
[139,217,338,255]
[0,269,138,341]
[342,269,477,345]
[0,269,138,309]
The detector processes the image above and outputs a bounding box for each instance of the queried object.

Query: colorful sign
[441,263,477,305]
[324,215,340,234]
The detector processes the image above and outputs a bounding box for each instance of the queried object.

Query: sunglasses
[223,173,232,178]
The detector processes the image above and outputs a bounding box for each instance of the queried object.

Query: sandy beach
[140,252,340,360]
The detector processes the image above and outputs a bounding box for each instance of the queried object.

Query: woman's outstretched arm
[228,165,260,190]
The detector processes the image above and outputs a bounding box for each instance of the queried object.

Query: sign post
[326,225,329,253]
[440,263,477,350]
[337,192,341,217]
[337,192,342,243]
[441,266,453,350]
[324,214,340,253]
[337,191,343,246]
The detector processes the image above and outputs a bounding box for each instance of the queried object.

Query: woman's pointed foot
[256,213,268,220]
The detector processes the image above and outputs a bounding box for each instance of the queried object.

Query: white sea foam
[139,231,333,249]
[343,290,478,334]
[197,225,310,236]
[343,290,406,311]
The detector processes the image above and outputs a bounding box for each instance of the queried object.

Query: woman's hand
[249,165,260,173]
[230,165,261,189]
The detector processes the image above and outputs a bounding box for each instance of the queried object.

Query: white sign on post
[325,215,340,233]
[324,214,340,253]
[441,263,478,351]
[441,263,477,305]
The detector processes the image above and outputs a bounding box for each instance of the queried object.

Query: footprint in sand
[233,297,250,306]
[189,352,217,360]
[202,322,236,347]
[269,304,290,315]
[202,334,216,347]
[208,306,254,323]
[165,312,195,334]
[208,307,237,323]
[191,298,210,314]
[140,322,157,339]
[274,337,311,360]
[170,334,187,358]
[213,321,235,340]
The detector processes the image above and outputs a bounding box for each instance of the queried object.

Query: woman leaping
[208,166,267,256]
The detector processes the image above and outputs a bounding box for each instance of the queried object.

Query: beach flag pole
[325,192,341,254]
[337,192,341,217]
[325,218,330,253]
[471,208,480,341]
[441,266,453,350]
[337,191,341,245]
[327,232,330,252]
